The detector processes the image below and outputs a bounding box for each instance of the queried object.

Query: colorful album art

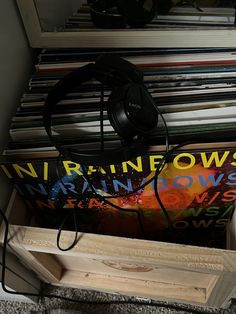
[1,147,236,247]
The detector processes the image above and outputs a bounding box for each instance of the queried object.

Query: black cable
[149,92,173,232]
[102,140,196,199]
[51,78,200,256]
[89,93,173,237]
[54,86,170,201]
[100,84,104,151]
[154,165,174,233]
[89,135,195,237]
[54,90,148,241]
[55,155,84,251]
[87,140,198,238]
[54,137,199,252]
[150,93,170,152]
[0,205,224,313]
[80,164,147,239]
[54,88,198,242]
[56,208,79,251]
[55,132,197,245]
[56,154,80,197]
[76,92,175,237]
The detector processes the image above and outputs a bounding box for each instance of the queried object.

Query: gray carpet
[0,285,235,314]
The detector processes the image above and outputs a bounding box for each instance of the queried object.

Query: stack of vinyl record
[5,47,236,157]
[2,47,236,248]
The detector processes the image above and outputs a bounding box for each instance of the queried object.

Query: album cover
[1,144,235,249]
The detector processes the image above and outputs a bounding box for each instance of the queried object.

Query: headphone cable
[55,83,173,242]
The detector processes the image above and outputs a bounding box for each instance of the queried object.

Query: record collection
[7,47,236,152]
[1,46,236,249]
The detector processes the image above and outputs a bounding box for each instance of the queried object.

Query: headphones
[43,55,158,166]
[89,0,158,28]
[88,1,200,28]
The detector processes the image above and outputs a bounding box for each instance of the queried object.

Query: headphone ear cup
[117,0,157,26]
[90,0,127,28]
[107,83,158,139]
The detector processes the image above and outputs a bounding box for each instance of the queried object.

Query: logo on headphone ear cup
[107,83,158,139]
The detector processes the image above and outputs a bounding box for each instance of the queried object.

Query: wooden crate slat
[58,269,217,304]
[9,225,233,273]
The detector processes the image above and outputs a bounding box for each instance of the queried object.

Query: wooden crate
[1,190,236,309]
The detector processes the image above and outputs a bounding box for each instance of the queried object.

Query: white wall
[0,0,41,300]
[0,0,34,208]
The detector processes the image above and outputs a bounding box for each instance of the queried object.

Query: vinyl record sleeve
[1,143,236,248]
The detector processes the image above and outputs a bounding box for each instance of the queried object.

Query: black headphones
[89,0,158,28]
[43,55,158,166]
[88,1,198,28]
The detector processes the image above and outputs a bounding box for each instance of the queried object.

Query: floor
[0,285,235,314]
